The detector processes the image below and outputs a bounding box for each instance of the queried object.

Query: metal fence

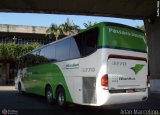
[0,37,53,45]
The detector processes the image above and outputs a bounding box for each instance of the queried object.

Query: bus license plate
[126,89,134,93]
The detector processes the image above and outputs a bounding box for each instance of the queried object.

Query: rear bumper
[96,88,148,106]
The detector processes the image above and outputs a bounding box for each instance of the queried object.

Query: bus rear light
[101,74,108,87]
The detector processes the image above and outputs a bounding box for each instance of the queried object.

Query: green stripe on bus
[23,63,73,103]
[98,24,147,52]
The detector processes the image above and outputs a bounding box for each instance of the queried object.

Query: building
[0,24,53,85]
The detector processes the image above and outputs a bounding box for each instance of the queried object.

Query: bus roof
[104,22,144,33]
[18,22,145,59]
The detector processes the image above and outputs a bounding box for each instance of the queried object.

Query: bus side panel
[21,63,73,103]
[50,64,73,103]
[56,50,100,105]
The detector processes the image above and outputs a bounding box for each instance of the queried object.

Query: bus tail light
[101,74,108,87]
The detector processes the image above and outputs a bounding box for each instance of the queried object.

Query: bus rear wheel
[56,87,67,107]
[46,86,54,104]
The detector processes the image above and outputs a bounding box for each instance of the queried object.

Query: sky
[0,12,144,28]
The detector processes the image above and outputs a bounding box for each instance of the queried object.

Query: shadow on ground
[0,90,159,115]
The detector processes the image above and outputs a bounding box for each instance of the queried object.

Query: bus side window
[45,45,56,62]
[35,50,41,65]
[70,37,81,59]
[83,28,98,56]
[55,39,70,61]
[74,34,83,57]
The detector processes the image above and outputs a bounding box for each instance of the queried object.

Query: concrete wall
[144,17,160,93]
[0,24,48,34]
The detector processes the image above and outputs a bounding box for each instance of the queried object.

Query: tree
[136,25,145,31]
[46,24,62,41]
[83,21,97,29]
[0,43,41,59]
[46,19,80,41]
[61,18,80,36]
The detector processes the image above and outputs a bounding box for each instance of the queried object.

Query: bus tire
[56,87,67,107]
[45,86,54,104]
[18,82,25,94]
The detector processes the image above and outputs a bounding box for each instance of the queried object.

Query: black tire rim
[58,89,65,106]
[46,87,53,103]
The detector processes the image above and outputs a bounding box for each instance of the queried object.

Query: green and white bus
[15,22,148,107]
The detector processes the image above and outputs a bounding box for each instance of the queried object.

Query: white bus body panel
[56,48,148,106]
[56,49,99,105]
[108,58,147,90]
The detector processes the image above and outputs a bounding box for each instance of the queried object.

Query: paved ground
[0,87,159,115]
[0,86,16,91]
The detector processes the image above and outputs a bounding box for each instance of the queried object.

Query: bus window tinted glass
[84,28,98,55]
[40,48,48,63]
[70,37,81,59]
[75,28,99,57]
[56,39,70,61]
[44,45,56,62]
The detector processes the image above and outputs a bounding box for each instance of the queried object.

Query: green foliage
[46,18,80,40]
[46,24,63,41]
[83,21,97,29]
[0,43,41,59]
[136,25,145,31]
[61,18,80,36]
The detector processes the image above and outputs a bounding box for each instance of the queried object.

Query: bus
[15,22,148,107]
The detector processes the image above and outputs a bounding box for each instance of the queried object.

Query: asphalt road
[0,90,159,115]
